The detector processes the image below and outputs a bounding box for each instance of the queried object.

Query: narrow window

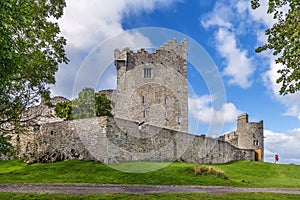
[176,86,180,93]
[142,110,146,118]
[177,117,181,124]
[164,112,167,119]
[164,97,168,104]
[142,95,146,104]
[143,68,152,78]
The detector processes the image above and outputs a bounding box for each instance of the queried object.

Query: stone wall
[17,116,255,164]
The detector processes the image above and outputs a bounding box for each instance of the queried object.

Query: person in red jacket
[275,153,279,164]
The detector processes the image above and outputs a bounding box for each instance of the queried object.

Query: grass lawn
[0,192,299,200]
[0,160,299,188]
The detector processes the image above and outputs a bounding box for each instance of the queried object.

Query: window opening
[177,117,181,124]
[142,96,146,104]
[164,97,168,104]
[142,110,146,118]
[143,68,152,78]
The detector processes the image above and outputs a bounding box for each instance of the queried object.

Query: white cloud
[51,0,181,98]
[236,0,248,14]
[263,59,300,120]
[59,0,181,51]
[200,0,255,89]
[189,95,243,124]
[264,129,300,164]
[200,1,233,29]
[215,28,254,88]
[201,16,232,29]
[249,0,289,28]
[248,0,274,27]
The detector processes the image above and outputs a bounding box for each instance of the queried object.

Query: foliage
[0,133,13,156]
[55,101,73,121]
[72,88,96,119]
[55,88,112,120]
[0,0,68,155]
[251,0,300,95]
[0,160,300,188]
[95,93,113,117]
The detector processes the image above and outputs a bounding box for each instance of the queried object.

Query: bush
[189,165,229,180]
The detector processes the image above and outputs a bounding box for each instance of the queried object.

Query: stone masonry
[113,39,188,132]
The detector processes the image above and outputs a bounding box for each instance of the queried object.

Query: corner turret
[222,113,264,161]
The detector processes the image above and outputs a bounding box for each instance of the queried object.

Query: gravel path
[0,183,300,194]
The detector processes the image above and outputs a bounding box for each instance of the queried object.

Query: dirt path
[0,183,300,194]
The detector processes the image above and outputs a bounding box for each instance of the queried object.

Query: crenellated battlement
[114,39,187,76]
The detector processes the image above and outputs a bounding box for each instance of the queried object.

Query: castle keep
[113,39,188,132]
[6,39,264,164]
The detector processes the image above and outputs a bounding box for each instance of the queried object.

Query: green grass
[217,161,300,188]
[0,160,299,188]
[0,192,299,200]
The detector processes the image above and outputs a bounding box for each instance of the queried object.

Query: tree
[72,88,96,119]
[55,101,73,121]
[55,88,112,120]
[95,93,113,117]
[251,0,300,95]
[0,0,68,155]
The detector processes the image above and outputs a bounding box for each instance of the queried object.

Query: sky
[50,0,300,165]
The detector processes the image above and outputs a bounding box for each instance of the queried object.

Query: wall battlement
[114,38,187,76]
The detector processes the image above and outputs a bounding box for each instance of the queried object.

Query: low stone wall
[17,117,255,164]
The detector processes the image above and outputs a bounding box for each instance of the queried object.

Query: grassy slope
[217,160,300,188]
[0,160,299,188]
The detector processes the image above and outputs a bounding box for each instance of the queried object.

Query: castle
[9,39,264,164]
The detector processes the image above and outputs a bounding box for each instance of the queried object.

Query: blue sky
[51,0,300,164]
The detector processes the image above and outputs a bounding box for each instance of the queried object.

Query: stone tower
[236,113,264,160]
[113,39,188,132]
[222,113,264,161]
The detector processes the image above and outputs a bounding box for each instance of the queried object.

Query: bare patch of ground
[0,183,300,194]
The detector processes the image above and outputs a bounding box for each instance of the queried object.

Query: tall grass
[189,165,229,180]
